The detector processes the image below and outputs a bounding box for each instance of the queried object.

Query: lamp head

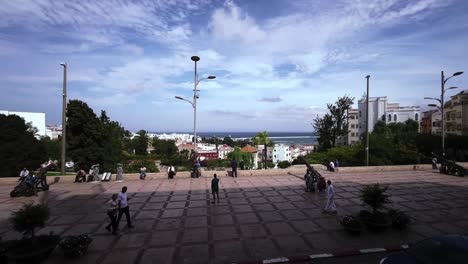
[428,104,438,108]
[447,86,458,90]
[365,75,370,79]
[60,62,66,67]
[453,71,463,76]
[191,56,200,62]
[208,76,216,79]
[175,96,183,100]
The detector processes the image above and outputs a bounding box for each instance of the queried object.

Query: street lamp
[60,62,67,176]
[175,56,216,159]
[365,75,370,166]
[426,71,464,156]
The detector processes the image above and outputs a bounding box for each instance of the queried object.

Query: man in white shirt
[117,186,134,229]
[167,165,176,179]
[19,168,29,181]
[323,180,337,214]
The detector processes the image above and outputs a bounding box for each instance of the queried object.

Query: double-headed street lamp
[175,56,216,159]
[365,75,370,167]
[424,70,463,156]
[60,62,67,175]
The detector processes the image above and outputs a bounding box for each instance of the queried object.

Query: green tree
[313,95,354,151]
[222,136,235,147]
[100,111,125,171]
[227,147,254,170]
[133,130,149,155]
[67,100,105,170]
[0,114,47,177]
[40,137,61,162]
[252,131,271,169]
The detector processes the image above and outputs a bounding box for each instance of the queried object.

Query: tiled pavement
[0,170,468,264]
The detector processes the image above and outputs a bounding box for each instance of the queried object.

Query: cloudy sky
[1,0,467,132]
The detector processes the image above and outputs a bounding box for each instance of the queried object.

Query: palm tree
[253,131,271,169]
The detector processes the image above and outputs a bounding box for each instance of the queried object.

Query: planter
[361,211,390,232]
[5,235,60,263]
[59,234,93,258]
[388,209,411,230]
[340,215,362,235]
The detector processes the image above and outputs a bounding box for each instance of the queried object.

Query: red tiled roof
[241,145,257,153]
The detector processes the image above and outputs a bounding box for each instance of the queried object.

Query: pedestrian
[211,173,220,203]
[106,193,119,235]
[117,186,134,229]
[167,164,176,179]
[92,164,100,181]
[74,169,86,183]
[322,180,337,214]
[335,159,340,171]
[195,160,201,177]
[139,166,146,180]
[231,159,238,177]
[116,164,123,182]
[19,168,29,181]
[431,158,438,170]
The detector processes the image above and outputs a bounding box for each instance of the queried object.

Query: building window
[394,114,397,121]
[415,113,419,121]
[359,111,362,117]
[388,114,391,122]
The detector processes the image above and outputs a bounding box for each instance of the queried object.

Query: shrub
[359,184,391,213]
[388,209,411,230]
[340,215,362,229]
[124,158,159,173]
[277,161,292,169]
[59,234,93,258]
[10,203,49,237]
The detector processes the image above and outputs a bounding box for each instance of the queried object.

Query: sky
[0,0,467,132]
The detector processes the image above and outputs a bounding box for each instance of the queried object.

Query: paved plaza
[1,170,468,264]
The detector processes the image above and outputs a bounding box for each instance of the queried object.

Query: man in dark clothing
[211,174,220,203]
[231,159,238,177]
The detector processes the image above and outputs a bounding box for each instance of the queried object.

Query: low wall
[1,163,466,185]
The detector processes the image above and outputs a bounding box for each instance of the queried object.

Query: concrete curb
[232,244,409,264]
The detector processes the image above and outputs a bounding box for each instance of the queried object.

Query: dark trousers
[232,168,237,177]
[107,212,118,233]
[117,206,132,227]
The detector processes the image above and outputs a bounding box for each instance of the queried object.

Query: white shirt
[118,192,129,208]
[168,166,175,173]
[20,170,29,177]
[329,162,335,169]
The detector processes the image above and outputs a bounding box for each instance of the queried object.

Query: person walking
[139,166,146,180]
[167,165,176,179]
[322,180,337,214]
[117,186,134,229]
[211,174,220,203]
[116,164,123,182]
[106,194,119,235]
[335,159,340,172]
[231,159,238,177]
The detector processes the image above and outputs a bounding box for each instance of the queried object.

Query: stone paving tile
[2,171,468,264]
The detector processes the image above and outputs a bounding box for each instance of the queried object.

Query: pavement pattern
[0,170,467,264]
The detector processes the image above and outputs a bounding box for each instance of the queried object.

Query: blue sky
[1,0,467,132]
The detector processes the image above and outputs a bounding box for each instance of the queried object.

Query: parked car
[380,234,468,264]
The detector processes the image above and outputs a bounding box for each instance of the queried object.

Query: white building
[431,111,442,135]
[272,144,292,163]
[217,144,233,159]
[45,125,62,139]
[358,96,420,136]
[0,110,46,137]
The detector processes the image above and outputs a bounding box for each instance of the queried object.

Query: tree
[0,114,47,177]
[222,136,234,147]
[100,111,125,171]
[252,131,271,169]
[41,137,61,162]
[313,96,354,151]
[133,130,149,155]
[227,147,253,170]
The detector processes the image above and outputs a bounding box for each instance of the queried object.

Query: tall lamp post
[424,70,463,156]
[60,62,67,175]
[175,56,216,159]
[365,75,370,166]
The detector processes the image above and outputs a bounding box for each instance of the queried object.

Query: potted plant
[5,203,60,263]
[59,234,93,258]
[388,209,411,230]
[340,215,362,234]
[359,184,391,231]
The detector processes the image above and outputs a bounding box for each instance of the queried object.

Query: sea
[154,132,317,145]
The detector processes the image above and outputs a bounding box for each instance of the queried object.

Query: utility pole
[365,75,370,166]
[60,63,67,175]
[192,56,199,160]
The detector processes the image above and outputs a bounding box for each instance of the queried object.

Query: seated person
[75,170,86,183]
[19,168,29,181]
